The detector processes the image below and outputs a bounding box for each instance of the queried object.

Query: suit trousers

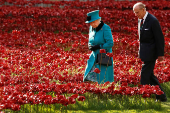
[140,60,166,99]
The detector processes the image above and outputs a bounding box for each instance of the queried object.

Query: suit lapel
[140,13,151,36]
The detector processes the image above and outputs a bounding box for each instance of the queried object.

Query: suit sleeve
[152,19,164,56]
[101,25,114,49]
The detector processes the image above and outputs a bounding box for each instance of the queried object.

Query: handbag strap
[102,25,108,53]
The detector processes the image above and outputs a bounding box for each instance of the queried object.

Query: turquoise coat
[83,22,114,84]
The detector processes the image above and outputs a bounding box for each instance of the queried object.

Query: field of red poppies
[0,0,170,112]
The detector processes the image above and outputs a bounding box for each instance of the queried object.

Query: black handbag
[96,53,112,66]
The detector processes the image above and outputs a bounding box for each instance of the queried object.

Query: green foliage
[161,82,170,98]
[3,84,170,113]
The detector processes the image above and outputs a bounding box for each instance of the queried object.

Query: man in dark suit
[133,2,167,102]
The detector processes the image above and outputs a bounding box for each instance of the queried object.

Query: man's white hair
[133,2,146,10]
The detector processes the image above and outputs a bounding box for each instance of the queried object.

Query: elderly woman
[83,10,114,84]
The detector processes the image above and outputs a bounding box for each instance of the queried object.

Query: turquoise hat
[85,10,101,23]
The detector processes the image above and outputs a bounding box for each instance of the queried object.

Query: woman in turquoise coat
[83,10,114,84]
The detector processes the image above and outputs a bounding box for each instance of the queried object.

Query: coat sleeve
[152,19,164,56]
[101,25,114,49]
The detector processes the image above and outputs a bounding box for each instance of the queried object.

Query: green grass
[2,82,170,113]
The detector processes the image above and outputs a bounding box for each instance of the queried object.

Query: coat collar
[92,21,104,32]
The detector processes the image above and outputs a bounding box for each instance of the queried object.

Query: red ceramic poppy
[93,68,100,74]
[100,49,106,53]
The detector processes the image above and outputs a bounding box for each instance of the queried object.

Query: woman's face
[90,19,100,28]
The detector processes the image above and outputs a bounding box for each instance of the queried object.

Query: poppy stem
[60,105,62,113]
[23,104,25,112]
[54,104,56,113]
[37,104,38,113]
[145,98,146,109]
[86,93,89,105]
[99,53,102,83]
[41,104,43,113]
[50,105,51,113]
[66,105,68,112]
[134,95,137,108]
[106,94,108,106]
[30,104,31,113]
[159,101,161,108]
[98,94,100,104]
[140,95,141,105]
[104,57,110,79]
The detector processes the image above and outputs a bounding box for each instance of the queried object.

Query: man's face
[133,6,145,19]
[90,20,100,28]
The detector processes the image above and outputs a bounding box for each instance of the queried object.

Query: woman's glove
[88,44,100,51]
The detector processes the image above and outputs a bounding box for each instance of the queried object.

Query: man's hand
[158,56,164,61]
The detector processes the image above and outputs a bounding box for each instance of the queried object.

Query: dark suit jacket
[139,13,165,61]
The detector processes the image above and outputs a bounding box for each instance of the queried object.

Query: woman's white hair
[97,18,101,22]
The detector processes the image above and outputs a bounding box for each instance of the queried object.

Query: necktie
[140,19,144,30]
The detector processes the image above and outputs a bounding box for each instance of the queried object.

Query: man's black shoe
[156,97,167,102]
